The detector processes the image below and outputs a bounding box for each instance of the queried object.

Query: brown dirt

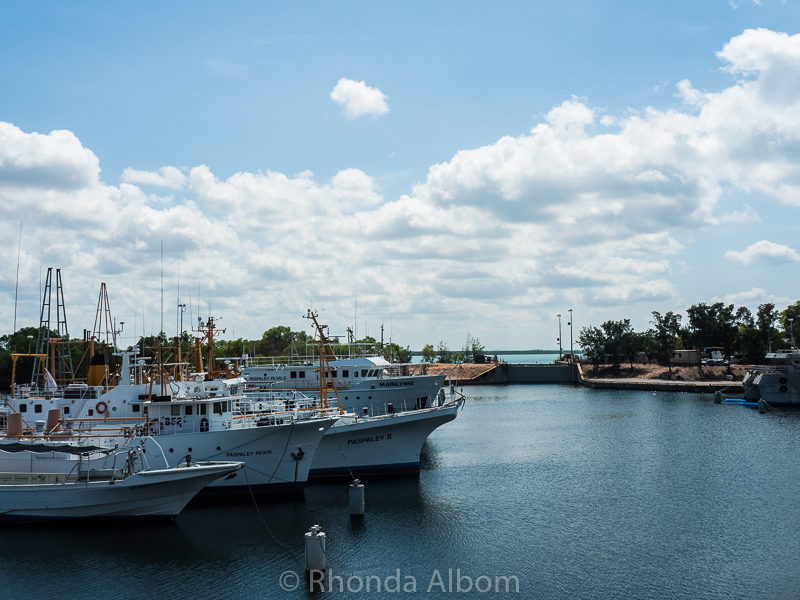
[407,362,499,380]
[579,362,749,381]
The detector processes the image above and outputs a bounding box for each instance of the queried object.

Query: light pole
[557,314,562,360]
[568,308,573,362]
[178,303,186,339]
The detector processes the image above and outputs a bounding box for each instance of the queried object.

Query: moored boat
[0,442,243,521]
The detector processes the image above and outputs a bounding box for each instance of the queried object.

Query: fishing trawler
[4,347,337,495]
[241,316,447,415]
[248,310,465,481]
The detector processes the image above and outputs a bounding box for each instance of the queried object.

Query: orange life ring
[148,418,162,434]
[96,401,108,414]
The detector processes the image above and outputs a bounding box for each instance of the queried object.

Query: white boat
[743,348,800,410]
[307,396,464,481]
[0,442,243,521]
[242,355,447,415]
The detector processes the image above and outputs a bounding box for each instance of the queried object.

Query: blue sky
[1,1,799,350]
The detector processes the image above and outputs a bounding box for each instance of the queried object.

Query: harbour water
[2,384,799,599]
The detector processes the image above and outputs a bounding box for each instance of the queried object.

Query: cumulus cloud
[0,122,100,189]
[330,78,390,119]
[725,240,800,265]
[122,166,187,189]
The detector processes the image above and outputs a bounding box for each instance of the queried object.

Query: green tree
[757,303,779,353]
[381,342,412,363]
[779,301,800,348]
[436,341,452,363]
[651,311,682,364]
[578,325,605,369]
[600,319,633,368]
[421,344,436,363]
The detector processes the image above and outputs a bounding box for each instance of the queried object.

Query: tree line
[578,300,800,368]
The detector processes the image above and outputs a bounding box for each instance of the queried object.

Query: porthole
[169,448,174,453]
[216,446,221,451]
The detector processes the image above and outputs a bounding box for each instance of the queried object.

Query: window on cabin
[342,369,349,377]
[185,405,193,416]
[19,404,27,413]
[199,404,207,415]
[63,406,70,415]
[330,369,337,378]
[171,405,181,416]
[34,404,42,414]
[299,371,305,379]
[213,402,223,415]
[290,371,297,379]
[361,370,368,377]
[132,404,141,413]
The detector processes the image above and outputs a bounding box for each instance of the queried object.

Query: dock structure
[416,361,744,394]
[417,362,578,385]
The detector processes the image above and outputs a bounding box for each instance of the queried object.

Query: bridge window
[342,369,349,377]
[185,405,193,416]
[213,402,223,415]
[199,404,207,416]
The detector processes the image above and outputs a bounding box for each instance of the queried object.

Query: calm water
[2,385,799,599]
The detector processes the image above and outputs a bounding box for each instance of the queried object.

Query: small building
[671,349,700,365]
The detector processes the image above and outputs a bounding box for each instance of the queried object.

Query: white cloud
[725,240,800,265]
[122,166,187,189]
[330,78,390,119]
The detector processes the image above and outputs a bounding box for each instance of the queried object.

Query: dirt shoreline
[577,363,748,382]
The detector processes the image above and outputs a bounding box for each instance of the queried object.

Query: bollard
[304,524,326,572]
[349,479,365,516]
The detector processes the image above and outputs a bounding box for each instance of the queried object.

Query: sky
[1,0,799,351]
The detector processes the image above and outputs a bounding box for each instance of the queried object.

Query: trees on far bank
[578,299,800,367]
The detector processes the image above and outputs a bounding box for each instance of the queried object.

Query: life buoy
[96,401,108,414]
[148,418,162,434]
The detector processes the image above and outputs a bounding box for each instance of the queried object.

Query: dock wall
[453,363,578,385]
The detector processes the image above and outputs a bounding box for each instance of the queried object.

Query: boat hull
[0,462,241,521]
[308,400,462,482]
[145,417,336,495]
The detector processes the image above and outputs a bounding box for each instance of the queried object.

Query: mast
[304,309,343,414]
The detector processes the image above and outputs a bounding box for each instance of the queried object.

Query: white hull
[0,462,241,521]
[143,418,335,493]
[309,400,462,481]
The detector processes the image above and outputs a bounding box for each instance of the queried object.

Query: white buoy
[304,524,326,572]
[349,479,365,516]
